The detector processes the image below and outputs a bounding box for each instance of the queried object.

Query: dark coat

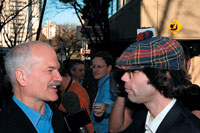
[123,101,200,133]
[0,99,69,133]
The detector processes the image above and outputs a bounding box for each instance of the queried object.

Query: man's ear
[166,71,171,79]
[70,69,74,75]
[15,68,27,87]
[108,65,112,72]
[187,58,191,71]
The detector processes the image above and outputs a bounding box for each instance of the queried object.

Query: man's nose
[54,70,63,82]
[121,72,129,82]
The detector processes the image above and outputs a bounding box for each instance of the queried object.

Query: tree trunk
[36,0,47,40]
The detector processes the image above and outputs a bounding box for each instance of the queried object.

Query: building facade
[42,21,58,39]
[109,0,200,43]
[0,0,41,47]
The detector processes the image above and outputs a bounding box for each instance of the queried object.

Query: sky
[44,10,79,25]
[42,0,117,25]
[43,1,80,25]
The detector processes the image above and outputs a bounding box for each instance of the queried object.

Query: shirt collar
[13,96,53,127]
[145,98,176,133]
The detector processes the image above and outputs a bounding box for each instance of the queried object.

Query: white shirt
[145,98,176,133]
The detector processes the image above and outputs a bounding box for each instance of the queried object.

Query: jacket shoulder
[0,100,36,132]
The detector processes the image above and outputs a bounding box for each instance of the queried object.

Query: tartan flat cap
[116,36,184,70]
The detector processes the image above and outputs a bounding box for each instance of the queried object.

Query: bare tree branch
[0,0,38,32]
[1,0,40,47]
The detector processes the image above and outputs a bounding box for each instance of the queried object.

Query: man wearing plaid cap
[109,34,200,133]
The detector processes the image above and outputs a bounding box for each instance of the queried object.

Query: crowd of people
[0,31,200,133]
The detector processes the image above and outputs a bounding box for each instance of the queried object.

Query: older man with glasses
[90,51,115,133]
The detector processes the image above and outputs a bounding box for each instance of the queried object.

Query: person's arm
[93,79,115,117]
[109,96,133,132]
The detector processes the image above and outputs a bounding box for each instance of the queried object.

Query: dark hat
[116,36,184,70]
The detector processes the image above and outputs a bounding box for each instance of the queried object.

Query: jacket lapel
[156,101,181,133]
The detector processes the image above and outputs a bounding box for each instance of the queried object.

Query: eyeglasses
[126,69,143,79]
[126,71,136,79]
[91,65,107,69]
[129,71,135,79]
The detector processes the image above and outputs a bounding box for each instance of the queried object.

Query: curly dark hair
[141,67,192,98]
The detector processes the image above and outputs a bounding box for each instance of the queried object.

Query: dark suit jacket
[123,101,200,133]
[0,100,69,133]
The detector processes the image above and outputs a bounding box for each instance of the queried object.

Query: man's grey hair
[4,41,48,87]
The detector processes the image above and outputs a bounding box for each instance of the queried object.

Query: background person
[91,51,115,133]
[57,65,93,133]
[109,33,200,133]
[68,60,85,85]
[0,41,68,132]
